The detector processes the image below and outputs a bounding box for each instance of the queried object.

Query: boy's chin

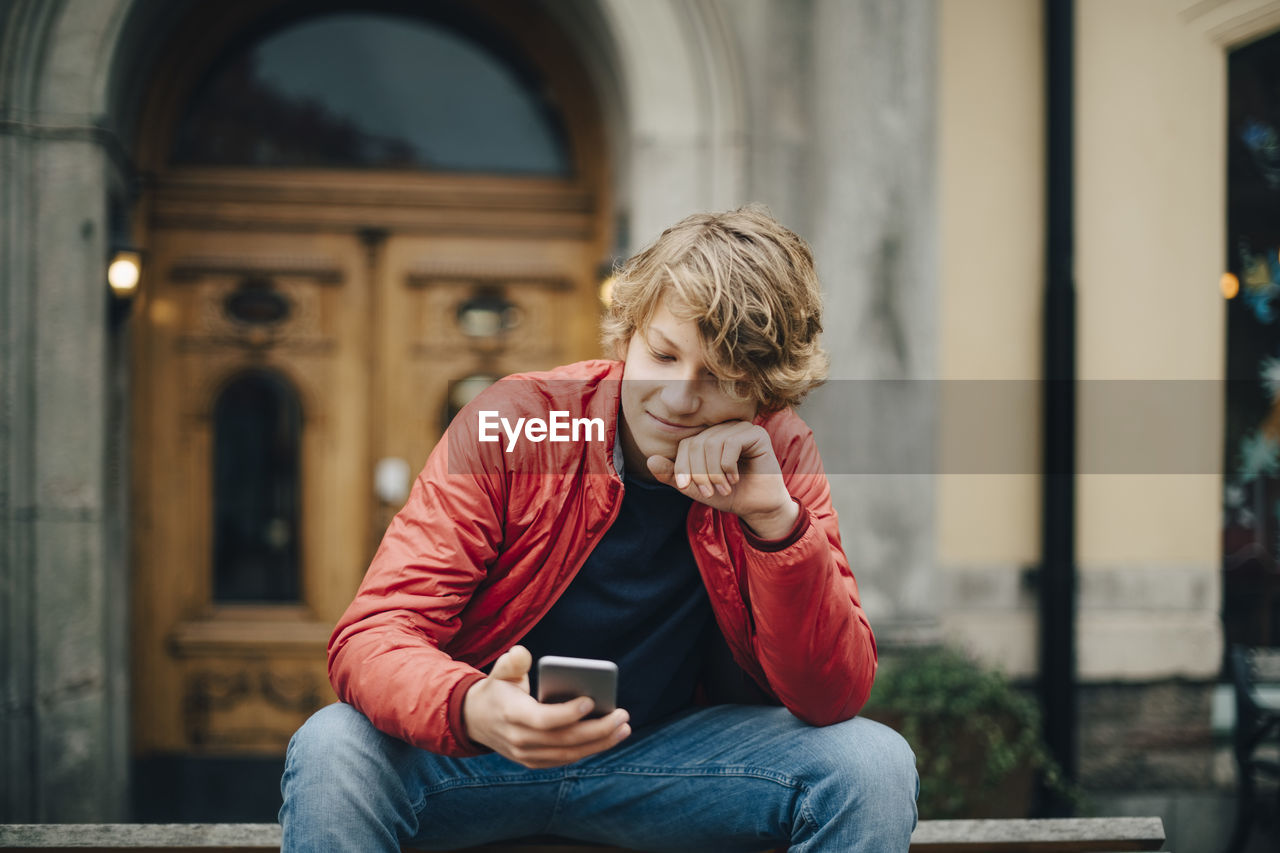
[636,437,678,464]
[629,446,674,478]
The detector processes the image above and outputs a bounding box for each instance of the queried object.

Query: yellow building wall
[1075,0,1225,679]
[937,0,1239,679]
[936,0,1045,675]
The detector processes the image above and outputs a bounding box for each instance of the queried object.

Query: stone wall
[1078,682,1223,792]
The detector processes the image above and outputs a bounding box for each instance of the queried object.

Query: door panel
[133,228,372,755]
[132,177,605,762]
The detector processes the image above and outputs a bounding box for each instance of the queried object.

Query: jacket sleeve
[327,412,505,757]
[736,418,877,726]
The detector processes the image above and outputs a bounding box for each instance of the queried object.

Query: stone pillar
[801,0,940,644]
[0,130,130,822]
[734,0,818,236]
[1,115,41,825]
[1,0,133,819]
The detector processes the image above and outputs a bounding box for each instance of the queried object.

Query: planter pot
[863,709,1037,820]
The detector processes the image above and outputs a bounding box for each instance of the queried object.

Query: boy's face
[618,299,757,480]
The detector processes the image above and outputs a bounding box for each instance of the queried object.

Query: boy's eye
[651,350,676,362]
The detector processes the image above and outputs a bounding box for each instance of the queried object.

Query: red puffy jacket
[328,360,877,756]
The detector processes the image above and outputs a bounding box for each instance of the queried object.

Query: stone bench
[0,817,1166,851]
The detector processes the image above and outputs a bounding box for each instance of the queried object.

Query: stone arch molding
[580,0,748,245]
[5,0,747,245]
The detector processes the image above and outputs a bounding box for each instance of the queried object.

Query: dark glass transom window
[213,371,302,603]
[172,11,571,175]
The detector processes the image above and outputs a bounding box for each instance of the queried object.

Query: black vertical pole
[1041,0,1078,811]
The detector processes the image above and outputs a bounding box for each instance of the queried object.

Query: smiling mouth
[647,412,701,433]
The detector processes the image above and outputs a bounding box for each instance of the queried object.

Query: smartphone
[536,655,618,719]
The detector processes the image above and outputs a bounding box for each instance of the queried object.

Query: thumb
[646,455,676,485]
[489,645,532,693]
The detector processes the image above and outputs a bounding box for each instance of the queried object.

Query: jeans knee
[286,703,370,773]
[282,701,407,813]
[280,704,413,850]
[864,721,919,804]
[805,717,919,821]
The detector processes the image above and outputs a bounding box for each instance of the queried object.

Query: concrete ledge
[0,817,1167,851]
[909,817,1166,851]
[0,823,278,851]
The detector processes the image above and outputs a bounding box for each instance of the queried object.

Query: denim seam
[544,773,573,835]
[412,770,562,802]
[414,764,801,795]
[569,764,802,787]
[796,782,816,842]
[572,766,812,843]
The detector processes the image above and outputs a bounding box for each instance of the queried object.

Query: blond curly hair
[601,205,828,412]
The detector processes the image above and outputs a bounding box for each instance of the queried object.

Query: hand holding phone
[463,647,629,769]
[537,655,618,719]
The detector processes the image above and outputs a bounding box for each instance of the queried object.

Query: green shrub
[861,645,1077,819]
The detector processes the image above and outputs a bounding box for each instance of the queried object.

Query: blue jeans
[279,702,918,852]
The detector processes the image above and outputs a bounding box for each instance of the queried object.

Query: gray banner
[442,379,1232,475]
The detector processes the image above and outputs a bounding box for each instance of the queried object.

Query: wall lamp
[108,248,143,299]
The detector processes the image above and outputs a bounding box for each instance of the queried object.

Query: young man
[279,207,918,851]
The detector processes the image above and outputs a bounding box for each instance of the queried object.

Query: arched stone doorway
[0,0,747,820]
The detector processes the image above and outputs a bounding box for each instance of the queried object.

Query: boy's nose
[659,379,700,415]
